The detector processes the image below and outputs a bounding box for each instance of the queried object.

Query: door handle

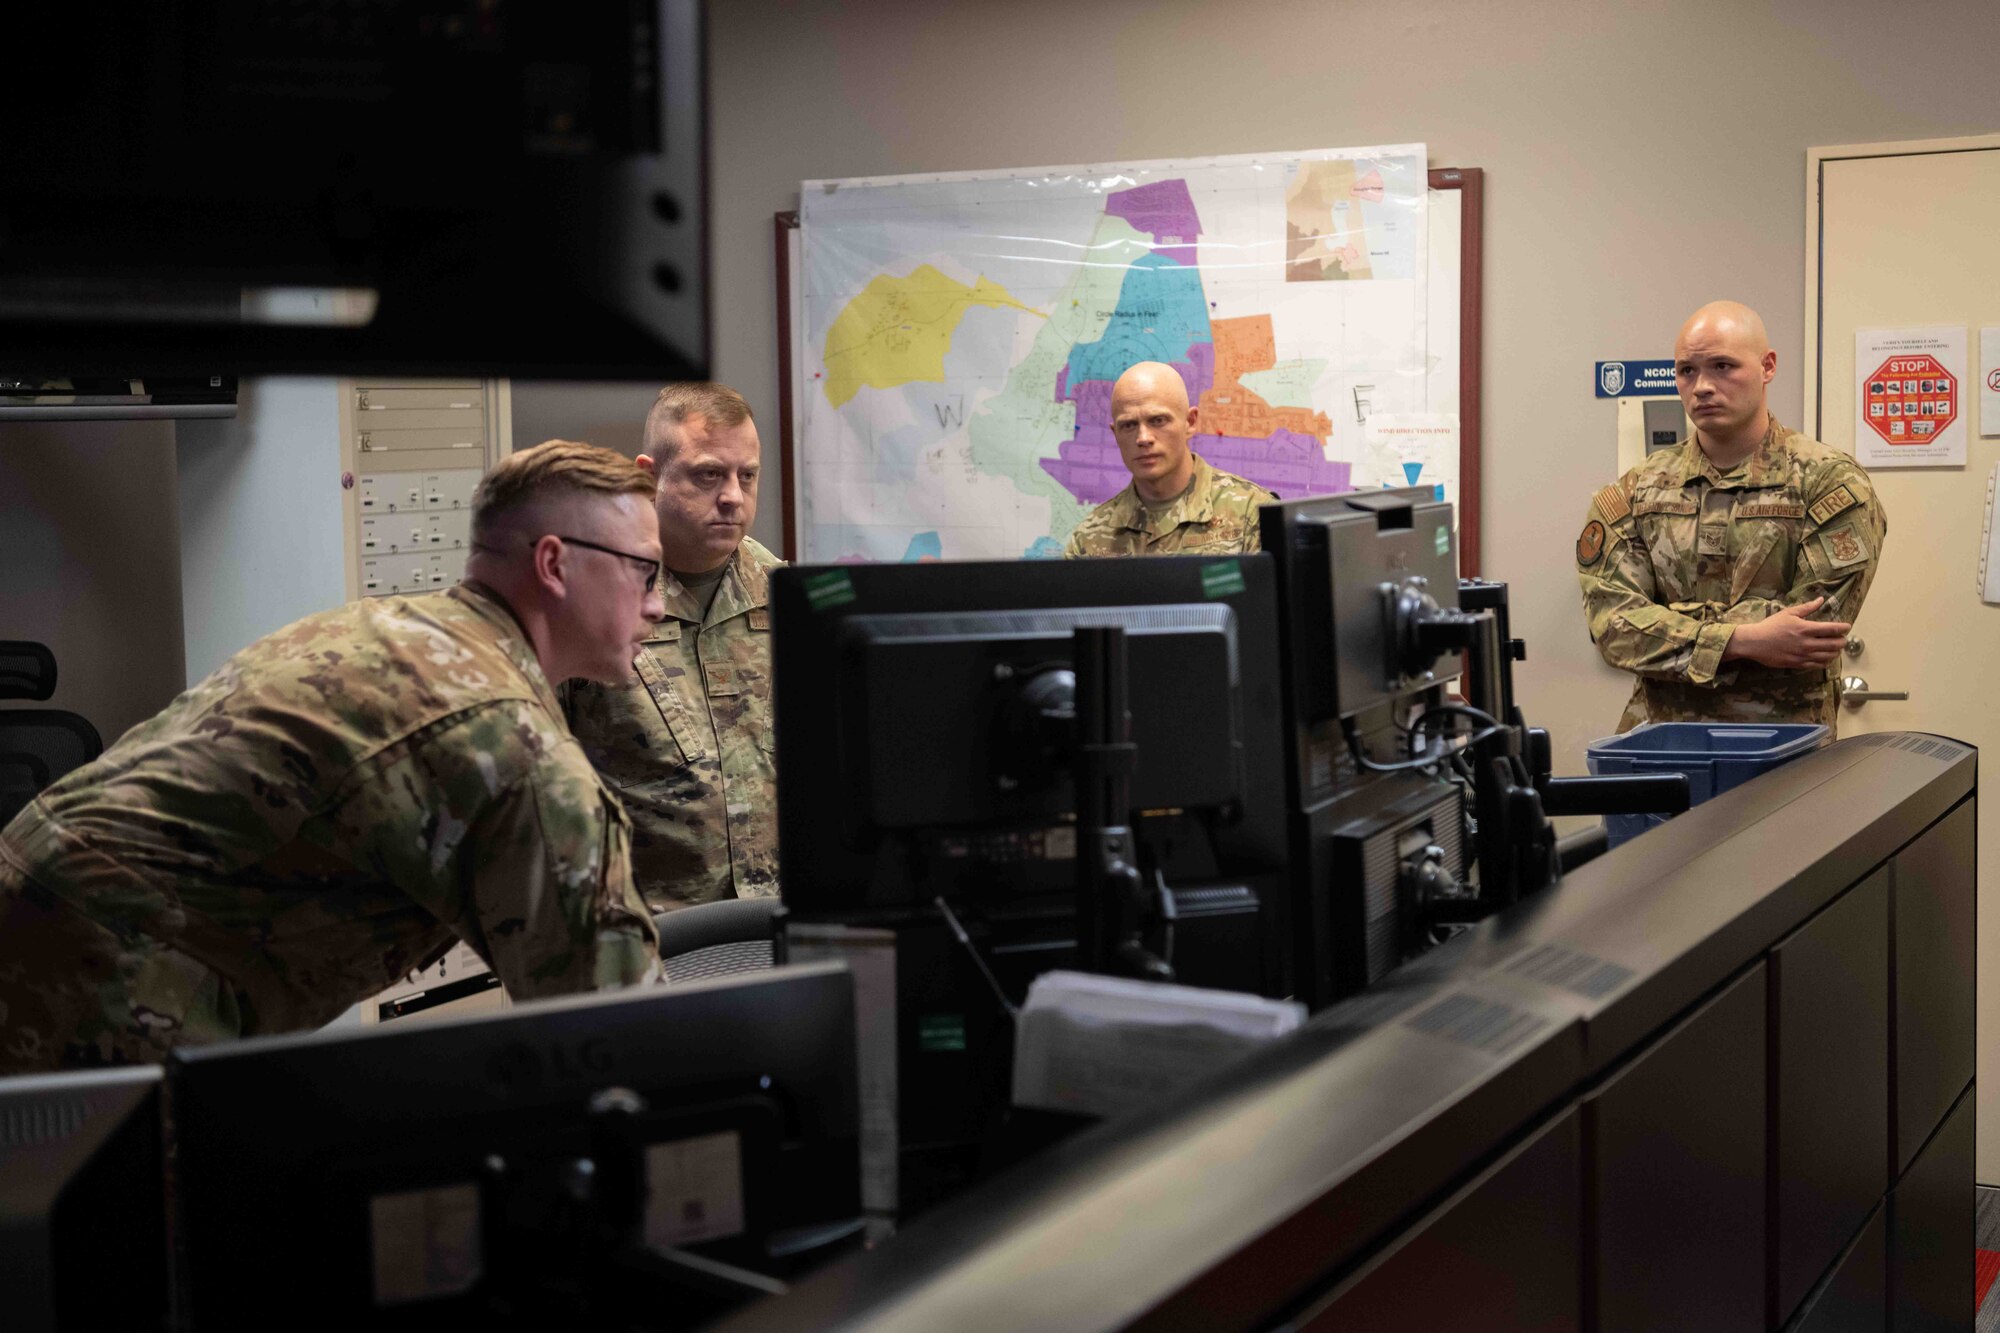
[1840,675,1908,709]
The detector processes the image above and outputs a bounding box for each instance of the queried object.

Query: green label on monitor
[1434,524,1450,558]
[1200,562,1245,599]
[917,1014,967,1052]
[803,569,857,611]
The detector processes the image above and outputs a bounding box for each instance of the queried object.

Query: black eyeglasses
[550,534,661,593]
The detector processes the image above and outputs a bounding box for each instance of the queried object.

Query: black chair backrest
[0,642,57,702]
[0,710,103,827]
[654,896,786,984]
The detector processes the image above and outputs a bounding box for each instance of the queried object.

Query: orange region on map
[1198,315,1333,443]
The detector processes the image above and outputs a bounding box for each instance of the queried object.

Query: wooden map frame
[774,166,1483,574]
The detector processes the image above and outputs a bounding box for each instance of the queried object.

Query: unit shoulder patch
[1577,520,1607,568]
[1591,484,1631,524]
[1807,484,1860,528]
[1820,519,1870,569]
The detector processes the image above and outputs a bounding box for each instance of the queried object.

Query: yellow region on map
[823,266,1042,407]
[1285,160,1377,282]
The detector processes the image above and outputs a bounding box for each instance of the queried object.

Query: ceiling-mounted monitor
[0,1,707,382]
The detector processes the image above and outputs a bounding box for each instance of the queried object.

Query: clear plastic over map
[797,144,1431,562]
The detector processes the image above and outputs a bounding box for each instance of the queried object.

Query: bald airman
[1578,301,1887,733]
[1063,361,1275,558]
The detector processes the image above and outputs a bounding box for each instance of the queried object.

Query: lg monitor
[169,963,860,1330]
[0,1064,167,1333]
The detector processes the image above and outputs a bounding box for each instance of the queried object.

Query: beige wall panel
[706,0,2000,781]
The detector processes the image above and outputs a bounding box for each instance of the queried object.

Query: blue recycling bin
[1584,722,1830,849]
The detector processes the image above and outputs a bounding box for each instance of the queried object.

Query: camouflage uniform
[1063,454,1276,558]
[1577,417,1887,735]
[564,537,783,913]
[0,583,659,1074]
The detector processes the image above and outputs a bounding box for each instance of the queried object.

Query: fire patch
[1820,520,1868,569]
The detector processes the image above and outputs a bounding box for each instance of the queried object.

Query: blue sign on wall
[1594,359,1678,398]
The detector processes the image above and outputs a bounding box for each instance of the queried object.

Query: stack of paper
[1011,970,1307,1120]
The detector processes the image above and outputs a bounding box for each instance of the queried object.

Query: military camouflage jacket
[565,537,783,913]
[1063,455,1276,558]
[1577,417,1887,733]
[0,582,658,1070]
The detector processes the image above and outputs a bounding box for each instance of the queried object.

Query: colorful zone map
[798,148,1426,562]
[1038,179,1351,508]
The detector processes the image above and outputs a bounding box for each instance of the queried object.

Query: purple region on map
[1056,341,1214,409]
[1043,179,1344,510]
[1106,179,1203,247]
[1039,432,1351,506]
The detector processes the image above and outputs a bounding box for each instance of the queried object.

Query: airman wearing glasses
[0,441,666,1073]
[564,383,786,914]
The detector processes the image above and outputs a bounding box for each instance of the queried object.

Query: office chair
[0,641,58,701]
[0,711,103,827]
[654,897,787,983]
[0,641,104,828]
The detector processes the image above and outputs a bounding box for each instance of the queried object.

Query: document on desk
[788,924,898,1219]
[1012,971,1307,1120]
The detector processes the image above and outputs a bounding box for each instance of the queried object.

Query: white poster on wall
[1981,326,2000,438]
[1853,326,1967,468]
[1358,411,1460,523]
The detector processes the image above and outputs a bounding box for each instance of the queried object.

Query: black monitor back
[0,1065,166,1333]
[772,556,1290,1214]
[1259,487,1467,1006]
[771,556,1289,990]
[0,2,707,379]
[169,964,859,1331]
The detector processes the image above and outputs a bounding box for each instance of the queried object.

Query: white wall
[176,379,348,682]
[0,422,186,745]
[704,0,2000,776]
[510,380,663,460]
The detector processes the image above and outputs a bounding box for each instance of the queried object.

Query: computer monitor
[773,555,1289,990]
[0,2,706,380]
[771,556,1290,1212]
[0,1065,168,1333]
[169,963,860,1330]
[1259,488,1479,1005]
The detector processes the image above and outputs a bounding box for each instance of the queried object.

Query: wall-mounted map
[797,144,1429,562]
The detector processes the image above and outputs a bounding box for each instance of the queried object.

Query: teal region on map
[1038,178,1353,506]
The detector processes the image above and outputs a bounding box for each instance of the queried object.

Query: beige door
[1805,134,2000,1180]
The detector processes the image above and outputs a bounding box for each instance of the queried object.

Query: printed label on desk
[369,1182,481,1306]
[644,1131,746,1248]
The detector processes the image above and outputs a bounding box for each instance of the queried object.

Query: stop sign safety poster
[1856,326,1968,467]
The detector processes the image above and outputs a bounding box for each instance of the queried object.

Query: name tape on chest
[1807,485,1860,528]
[1736,500,1805,520]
